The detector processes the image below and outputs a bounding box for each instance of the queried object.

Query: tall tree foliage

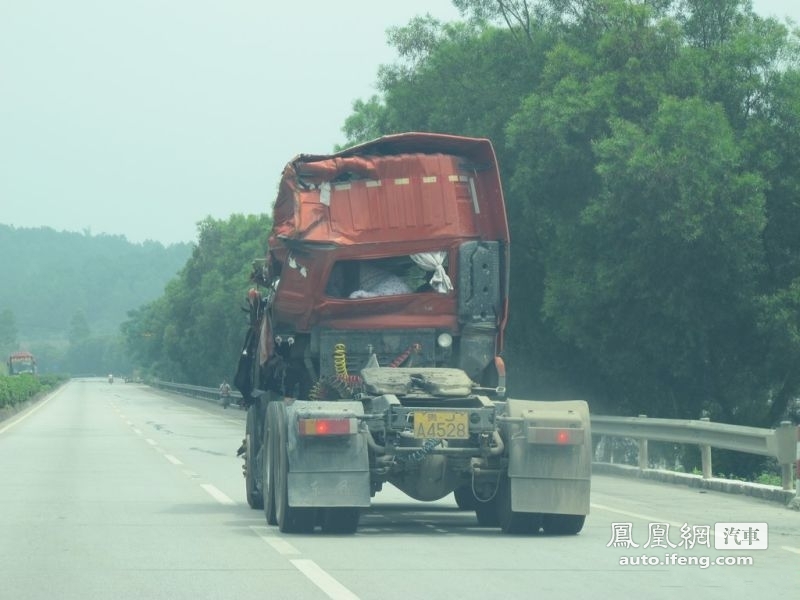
[122,214,271,386]
[0,225,191,374]
[0,225,191,340]
[0,309,18,357]
[341,0,800,428]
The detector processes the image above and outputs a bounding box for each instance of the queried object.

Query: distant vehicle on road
[7,352,37,376]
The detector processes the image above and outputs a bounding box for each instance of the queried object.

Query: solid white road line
[591,502,690,531]
[0,386,63,434]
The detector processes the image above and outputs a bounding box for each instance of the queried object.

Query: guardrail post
[699,417,712,479]
[775,421,797,492]
[637,415,648,470]
[791,425,800,510]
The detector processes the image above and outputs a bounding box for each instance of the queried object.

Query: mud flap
[285,400,371,508]
[504,399,591,516]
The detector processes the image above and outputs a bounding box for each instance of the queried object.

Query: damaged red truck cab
[244,132,511,397]
[235,132,591,536]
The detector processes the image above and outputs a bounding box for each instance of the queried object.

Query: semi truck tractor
[234,132,591,534]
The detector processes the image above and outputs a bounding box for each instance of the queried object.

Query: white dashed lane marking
[200,483,236,505]
[108,397,361,600]
[251,526,300,555]
[291,559,361,600]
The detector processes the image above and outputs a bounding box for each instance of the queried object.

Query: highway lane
[0,379,797,600]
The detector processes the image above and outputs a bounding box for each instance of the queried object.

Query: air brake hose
[389,343,421,368]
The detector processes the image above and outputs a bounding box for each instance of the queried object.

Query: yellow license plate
[414,411,469,439]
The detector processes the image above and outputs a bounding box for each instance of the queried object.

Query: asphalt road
[0,379,797,600]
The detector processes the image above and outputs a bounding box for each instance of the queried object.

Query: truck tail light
[528,427,584,445]
[298,418,357,436]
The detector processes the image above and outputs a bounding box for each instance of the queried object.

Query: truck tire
[542,514,586,535]
[497,473,540,534]
[474,495,499,527]
[245,405,264,509]
[321,508,360,534]
[263,401,278,525]
[453,485,477,510]
[275,402,315,533]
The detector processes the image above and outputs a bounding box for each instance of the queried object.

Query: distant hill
[0,224,192,342]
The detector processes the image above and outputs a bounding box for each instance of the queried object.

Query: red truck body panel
[266,132,510,346]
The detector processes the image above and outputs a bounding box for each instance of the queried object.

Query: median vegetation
[0,374,67,409]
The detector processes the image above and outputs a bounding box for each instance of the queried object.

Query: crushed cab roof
[270,132,509,247]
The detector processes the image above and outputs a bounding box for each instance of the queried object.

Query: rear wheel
[497,473,540,534]
[321,508,360,534]
[453,485,477,511]
[542,514,586,535]
[275,403,315,533]
[474,495,499,527]
[245,405,263,509]
[263,401,278,525]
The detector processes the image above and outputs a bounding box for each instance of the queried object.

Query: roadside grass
[0,373,68,408]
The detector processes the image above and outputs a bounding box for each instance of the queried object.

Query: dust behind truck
[234,132,591,534]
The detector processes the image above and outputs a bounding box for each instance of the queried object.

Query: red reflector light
[528,426,584,445]
[298,418,354,436]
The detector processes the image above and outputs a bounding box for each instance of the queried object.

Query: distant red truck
[7,351,36,375]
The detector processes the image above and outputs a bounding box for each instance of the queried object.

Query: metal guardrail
[151,379,799,500]
[151,380,243,405]
[592,415,799,494]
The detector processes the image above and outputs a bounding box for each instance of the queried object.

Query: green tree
[0,224,191,342]
[0,309,18,356]
[68,310,91,345]
[340,96,389,147]
[546,97,766,419]
[122,214,271,386]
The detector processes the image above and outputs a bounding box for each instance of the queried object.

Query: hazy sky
[1,1,798,246]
